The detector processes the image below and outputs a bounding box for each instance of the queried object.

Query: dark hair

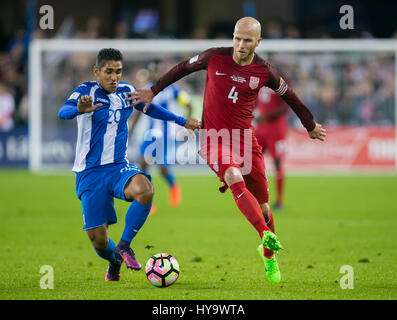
[96,48,123,68]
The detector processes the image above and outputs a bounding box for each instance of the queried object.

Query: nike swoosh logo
[237,192,245,199]
[216,71,227,75]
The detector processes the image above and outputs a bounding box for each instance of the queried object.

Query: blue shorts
[75,162,151,230]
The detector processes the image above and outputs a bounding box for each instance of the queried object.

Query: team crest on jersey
[68,92,80,100]
[249,76,260,89]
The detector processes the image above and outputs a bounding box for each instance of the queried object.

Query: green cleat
[257,244,281,283]
[262,230,283,253]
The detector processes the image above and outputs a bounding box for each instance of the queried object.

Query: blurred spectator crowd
[0,16,396,131]
[269,52,395,126]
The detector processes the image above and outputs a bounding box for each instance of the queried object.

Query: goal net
[28,39,397,173]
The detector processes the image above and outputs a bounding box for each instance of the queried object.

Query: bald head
[234,17,261,39]
[232,17,262,65]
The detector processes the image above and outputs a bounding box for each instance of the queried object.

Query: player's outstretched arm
[58,104,80,119]
[58,95,102,120]
[133,101,201,130]
[308,123,326,141]
[264,67,326,142]
[127,49,216,112]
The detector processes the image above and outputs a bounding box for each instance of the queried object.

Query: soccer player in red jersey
[129,17,326,283]
[254,86,289,210]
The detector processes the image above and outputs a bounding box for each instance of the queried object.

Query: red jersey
[151,47,315,135]
[255,86,288,133]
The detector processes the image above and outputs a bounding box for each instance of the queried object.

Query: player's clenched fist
[77,95,102,113]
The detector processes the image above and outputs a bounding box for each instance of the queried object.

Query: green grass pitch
[1,169,397,300]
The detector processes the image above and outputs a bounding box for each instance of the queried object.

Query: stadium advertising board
[282,126,395,171]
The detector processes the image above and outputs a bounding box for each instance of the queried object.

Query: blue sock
[94,238,117,264]
[120,200,152,245]
[165,171,176,188]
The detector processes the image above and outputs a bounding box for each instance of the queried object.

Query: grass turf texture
[0,170,396,300]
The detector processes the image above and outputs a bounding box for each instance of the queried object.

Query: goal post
[28,38,397,172]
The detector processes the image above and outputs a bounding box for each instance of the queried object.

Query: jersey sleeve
[265,63,316,132]
[59,83,91,119]
[134,102,187,127]
[151,47,231,96]
[64,83,90,106]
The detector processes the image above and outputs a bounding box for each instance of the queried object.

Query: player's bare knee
[224,167,244,186]
[135,186,154,205]
[124,175,154,204]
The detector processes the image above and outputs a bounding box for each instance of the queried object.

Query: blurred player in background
[254,86,289,210]
[129,60,192,214]
[58,48,200,282]
[130,17,326,283]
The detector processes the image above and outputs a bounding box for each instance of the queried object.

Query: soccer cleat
[169,184,181,207]
[116,247,142,270]
[257,244,281,283]
[262,230,283,253]
[105,251,123,282]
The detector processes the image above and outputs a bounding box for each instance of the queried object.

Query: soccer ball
[145,253,180,287]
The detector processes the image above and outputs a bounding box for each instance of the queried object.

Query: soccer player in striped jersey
[58,48,200,281]
[130,18,326,283]
[129,60,193,213]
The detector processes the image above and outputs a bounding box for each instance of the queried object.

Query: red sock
[265,208,275,233]
[229,181,270,237]
[263,208,275,259]
[276,165,284,205]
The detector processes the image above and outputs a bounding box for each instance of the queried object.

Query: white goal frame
[28,39,397,172]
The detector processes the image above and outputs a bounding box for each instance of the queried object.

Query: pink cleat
[105,252,122,281]
[116,247,142,270]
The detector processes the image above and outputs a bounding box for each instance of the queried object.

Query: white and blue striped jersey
[65,81,135,172]
[144,82,182,140]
